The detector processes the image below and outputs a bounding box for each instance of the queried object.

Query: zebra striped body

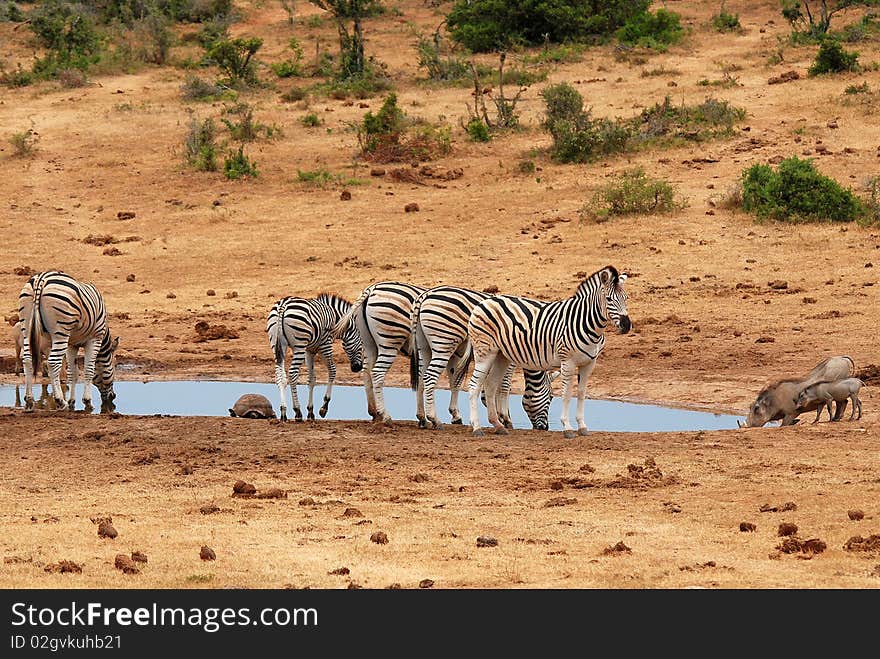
[335,281,425,424]
[467,266,630,438]
[410,285,555,430]
[266,293,363,422]
[18,271,119,412]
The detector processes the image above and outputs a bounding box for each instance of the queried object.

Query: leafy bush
[616,8,684,50]
[223,145,258,179]
[221,103,279,141]
[447,0,651,52]
[808,39,859,75]
[415,32,470,82]
[466,118,491,142]
[271,38,304,78]
[741,156,863,222]
[844,81,870,94]
[180,73,229,101]
[29,0,103,77]
[9,129,39,158]
[0,1,25,22]
[195,15,230,49]
[57,67,87,87]
[183,116,218,171]
[208,36,262,85]
[357,94,450,162]
[301,112,322,127]
[280,87,308,102]
[585,168,680,221]
[1,64,34,87]
[632,96,745,144]
[711,10,741,33]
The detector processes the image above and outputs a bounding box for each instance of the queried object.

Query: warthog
[11,320,49,377]
[796,378,865,423]
[742,355,854,428]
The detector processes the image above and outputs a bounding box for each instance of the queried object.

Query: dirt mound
[777,537,826,555]
[329,567,350,576]
[848,510,865,521]
[606,458,676,489]
[194,321,239,342]
[843,535,880,553]
[96,519,118,539]
[44,560,82,574]
[778,523,799,537]
[256,488,287,499]
[199,546,216,561]
[767,70,800,85]
[740,522,757,532]
[602,541,632,556]
[855,364,880,385]
[370,531,389,545]
[232,480,256,497]
[114,554,139,574]
[131,551,148,564]
[131,448,159,465]
[342,507,363,518]
[476,536,498,548]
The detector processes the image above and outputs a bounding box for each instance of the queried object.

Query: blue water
[0,381,743,432]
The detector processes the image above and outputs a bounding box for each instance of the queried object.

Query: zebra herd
[270,265,630,438]
[15,265,630,437]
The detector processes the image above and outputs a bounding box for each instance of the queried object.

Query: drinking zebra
[266,293,363,422]
[467,266,630,438]
[410,285,556,430]
[18,271,119,413]
[334,281,426,424]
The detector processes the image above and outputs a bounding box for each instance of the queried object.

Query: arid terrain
[1,0,879,588]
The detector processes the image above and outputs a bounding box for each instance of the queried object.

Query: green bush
[29,0,103,77]
[10,129,39,158]
[0,1,25,22]
[466,118,491,142]
[271,38,304,78]
[808,39,859,75]
[1,64,34,87]
[221,103,279,141]
[711,11,741,33]
[844,81,870,94]
[415,32,470,82]
[361,93,405,142]
[741,156,863,222]
[280,86,308,102]
[195,16,230,49]
[300,112,322,127]
[223,145,258,179]
[447,0,651,52]
[585,168,679,221]
[183,116,218,171]
[616,8,684,50]
[208,36,262,85]
[633,96,745,144]
[357,93,451,162]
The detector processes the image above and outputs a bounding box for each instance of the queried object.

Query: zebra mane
[575,265,619,296]
[316,292,350,306]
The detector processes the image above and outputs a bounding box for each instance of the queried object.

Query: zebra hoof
[472,429,485,438]
[450,418,463,425]
[307,412,315,421]
[563,430,577,439]
[417,418,427,430]
[293,413,303,423]
[578,427,589,436]
[494,426,509,436]
[383,417,394,427]
[280,412,288,422]
[430,420,443,430]
[503,419,514,430]
[319,407,328,418]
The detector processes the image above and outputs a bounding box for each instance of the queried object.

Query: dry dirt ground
[1,0,879,588]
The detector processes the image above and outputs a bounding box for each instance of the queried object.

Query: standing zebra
[266,293,363,422]
[467,266,630,438]
[410,285,555,430]
[19,271,119,413]
[334,281,425,424]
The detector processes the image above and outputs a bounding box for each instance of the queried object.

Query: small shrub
[223,146,258,180]
[10,129,39,158]
[517,159,536,174]
[358,96,450,163]
[466,118,491,142]
[221,103,279,141]
[861,176,880,225]
[360,93,406,147]
[56,68,87,88]
[633,96,745,144]
[741,156,863,223]
[29,0,102,77]
[271,38,304,78]
[808,39,859,75]
[208,37,263,86]
[297,168,335,186]
[415,32,470,82]
[183,116,218,171]
[301,112,321,127]
[640,66,681,77]
[180,74,229,101]
[584,168,680,221]
[845,81,870,94]
[711,11,741,33]
[281,87,308,103]
[616,8,685,51]
[1,64,34,87]
[0,1,25,22]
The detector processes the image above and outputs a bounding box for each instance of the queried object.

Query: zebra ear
[599,268,612,285]
[619,273,628,283]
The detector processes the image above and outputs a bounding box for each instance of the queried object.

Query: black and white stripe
[335,281,426,424]
[267,293,363,422]
[410,285,555,430]
[18,271,119,412]
[467,266,630,438]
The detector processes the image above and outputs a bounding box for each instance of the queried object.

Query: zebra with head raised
[334,281,426,424]
[410,285,556,430]
[467,266,630,438]
[266,293,363,422]
[19,271,119,413]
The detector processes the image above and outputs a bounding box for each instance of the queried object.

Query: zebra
[409,285,556,430]
[19,271,119,413]
[266,293,363,422]
[334,281,426,424]
[467,265,630,438]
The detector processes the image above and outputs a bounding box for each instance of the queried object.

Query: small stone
[848,509,865,521]
[98,520,118,539]
[740,522,757,532]
[342,507,363,518]
[370,531,389,545]
[778,522,798,537]
[126,273,136,282]
[404,203,420,213]
[298,497,316,506]
[602,541,632,555]
[418,579,434,589]
[476,536,498,548]
[116,211,136,220]
[370,168,385,177]
[166,292,176,299]
[206,289,216,296]
[340,190,352,201]
[131,551,148,564]
[114,554,139,574]
[328,567,350,576]
[199,546,216,561]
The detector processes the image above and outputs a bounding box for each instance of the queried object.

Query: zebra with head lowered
[334,281,425,424]
[266,293,363,422]
[19,271,119,413]
[409,285,556,430]
[467,265,630,438]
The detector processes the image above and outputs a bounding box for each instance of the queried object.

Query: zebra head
[93,332,119,412]
[341,323,364,373]
[601,267,631,334]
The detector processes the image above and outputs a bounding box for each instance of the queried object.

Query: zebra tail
[407,292,427,391]
[333,285,371,339]
[449,341,473,388]
[28,280,44,378]
[268,308,285,366]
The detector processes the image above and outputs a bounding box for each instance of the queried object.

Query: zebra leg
[65,346,79,409]
[80,338,100,411]
[47,338,69,410]
[287,352,305,421]
[497,364,514,429]
[445,342,470,425]
[319,341,336,418]
[371,348,398,424]
[575,361,597,436]
[485,356,510,435]
[559,360,577,439]
[274,352,288,422]
[22,331,35,411]
[468,352,497,437]
[305,351,317,420]
[426,354,451,430]
[415,341,431,429]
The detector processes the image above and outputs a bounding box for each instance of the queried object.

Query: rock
[340,190,352,201]
[256,488,286,499]
[482,285,500,294]
[476,536,498,548]
[232,480,256,496]
[370,531,389,545]
[298,497,316,506]
[544,497,577,507]
[550,481,564,491]
[206,289,215,296]
[328,567,349,576]
[579,464,595,473]
[199,504,220,515]
[777,537,803,554]
[409,473,430,483]
[802,538,826,554]
[778,522,798,537]
[370,168,385,177]
[740,522,757,532]
[131,551,148,564]
[102,247,122,256]
[780,502,797,512]
[126,274,136,282]
[848,509,865,521]
[767,70,799,85]
[98,520,118,539]
[418,579,434,589]
[114,554,139,574]
[116,211,136,220]
[44,560,82,574]
[602,541,632,556]
[342,507,363,518]
[404,203,420,213]
[199,546,216,561]
[843,534,880,552]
